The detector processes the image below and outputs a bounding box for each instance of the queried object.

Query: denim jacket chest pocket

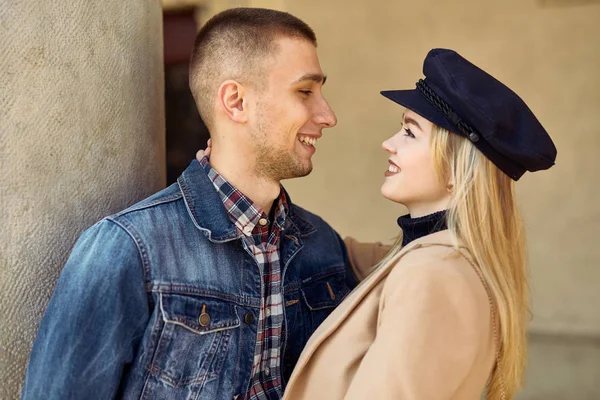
[149,293,241,388]
[300,269,351,330]
[282,267,351,382]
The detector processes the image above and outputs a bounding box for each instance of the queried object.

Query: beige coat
[284,230,497,400]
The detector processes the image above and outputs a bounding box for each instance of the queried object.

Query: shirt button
[259,218,268,226]
[243,226,252,235]
[265,308,271,317]
[265,367,271,376]
[244,311,254,325]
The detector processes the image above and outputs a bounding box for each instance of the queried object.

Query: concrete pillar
[0,1,165,398]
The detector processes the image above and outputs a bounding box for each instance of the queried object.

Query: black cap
[381,48,557,181]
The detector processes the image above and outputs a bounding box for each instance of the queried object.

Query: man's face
[246,37,337,181]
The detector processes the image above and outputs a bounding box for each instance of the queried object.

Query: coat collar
[289,229,464,379]
[177,160,315,242]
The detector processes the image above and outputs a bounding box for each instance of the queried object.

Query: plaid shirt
[201,157,287,400]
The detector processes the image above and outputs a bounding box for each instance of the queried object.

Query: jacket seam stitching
[147,285,262,308]
[106,217,153,288]
[111,193,183,218]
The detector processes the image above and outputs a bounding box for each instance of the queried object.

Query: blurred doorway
[163,7,209,185]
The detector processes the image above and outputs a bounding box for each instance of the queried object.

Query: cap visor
[380,89,458,134]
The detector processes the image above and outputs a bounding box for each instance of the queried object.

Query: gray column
[0,1,165,398]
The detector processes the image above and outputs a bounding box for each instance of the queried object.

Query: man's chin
[296,165,313,178]
[257,152,313,181]
[280,167,312,181]
[279,160,313,180]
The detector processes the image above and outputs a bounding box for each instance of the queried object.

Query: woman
[282,49,557,400]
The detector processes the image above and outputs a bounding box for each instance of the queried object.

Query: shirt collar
[199,156,289,236]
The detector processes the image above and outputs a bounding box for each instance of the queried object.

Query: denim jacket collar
[177,160,316,242]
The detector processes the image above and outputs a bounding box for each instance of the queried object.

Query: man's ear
[217,80,248,123]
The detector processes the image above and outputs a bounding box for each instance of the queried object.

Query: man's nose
[314,98,337,128]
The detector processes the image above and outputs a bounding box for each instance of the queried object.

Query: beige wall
[281,0,600,337]
[197,0,285,23]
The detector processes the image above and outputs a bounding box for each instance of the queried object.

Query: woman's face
[380,109,451,217]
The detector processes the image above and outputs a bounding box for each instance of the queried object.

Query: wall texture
[0,1,165,398]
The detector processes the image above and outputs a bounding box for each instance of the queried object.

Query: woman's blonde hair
[432,125,528,399]
[377,124,529,399]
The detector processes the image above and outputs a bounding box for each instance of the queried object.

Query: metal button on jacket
[199,304,210,326]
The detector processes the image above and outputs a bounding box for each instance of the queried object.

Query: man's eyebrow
[292,73,327,85]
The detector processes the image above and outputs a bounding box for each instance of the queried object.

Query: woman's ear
[217,80,248,123]
[447,176,455,193]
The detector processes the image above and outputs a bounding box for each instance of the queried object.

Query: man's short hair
[189,8,317,130]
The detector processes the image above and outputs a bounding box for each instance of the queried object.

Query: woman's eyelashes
[403,127,415,138]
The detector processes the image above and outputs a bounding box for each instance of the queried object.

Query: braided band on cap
[416,79,480,143]
[414,79,526,180]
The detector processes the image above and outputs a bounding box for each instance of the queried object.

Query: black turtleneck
[397,210,448,247]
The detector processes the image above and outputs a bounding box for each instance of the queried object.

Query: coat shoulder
[395,244,477,276]
[384,244,488,307]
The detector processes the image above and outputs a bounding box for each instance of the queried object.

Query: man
[22,8,357,400]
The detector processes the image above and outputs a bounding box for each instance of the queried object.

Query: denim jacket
[22,160,356,400]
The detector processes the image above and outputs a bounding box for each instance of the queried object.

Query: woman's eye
[404,127,415,138]
[299,90,313,96]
